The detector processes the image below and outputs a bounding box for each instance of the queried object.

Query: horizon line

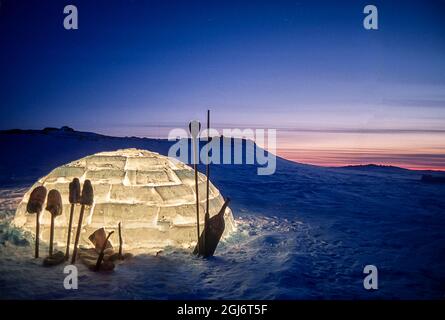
[1,126,444,173]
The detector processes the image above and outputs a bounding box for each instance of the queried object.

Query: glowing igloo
[13,148,236,252]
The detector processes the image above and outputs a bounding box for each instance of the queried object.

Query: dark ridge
[337,164,409,171]
[0,129,38,134]
[1,126,75,135]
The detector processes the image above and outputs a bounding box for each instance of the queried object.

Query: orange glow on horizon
[277,149,445,171]
[273,130,445,171]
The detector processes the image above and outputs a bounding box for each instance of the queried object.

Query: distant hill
[0,126,295,185]
[0,126,76,135]
[337,163,445,174]
[0,127,442,186]
[337,164,411,172]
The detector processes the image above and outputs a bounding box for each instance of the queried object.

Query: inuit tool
[26,186,47,258]
[46,189,63,257]
[71,179,94,264]
[189,120,202,255]
[66,178,80,260]
[118,222,123,258]
[193,198,230,257]
[94,231,114,271]
[203,109,211,255]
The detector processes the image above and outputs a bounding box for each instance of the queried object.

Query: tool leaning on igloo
[23,178,132,271]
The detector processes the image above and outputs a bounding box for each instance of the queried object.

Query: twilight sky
[1,0,444,170]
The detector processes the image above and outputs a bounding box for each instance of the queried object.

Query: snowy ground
[1,130,444,299]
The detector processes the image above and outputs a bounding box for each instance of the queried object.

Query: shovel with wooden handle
[46,189,63,257]
[94,231,114,272]
[66,178,80,260]
[26,186,47,258]
[71,180,94,264]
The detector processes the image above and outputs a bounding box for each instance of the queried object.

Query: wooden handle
[49,214,55,257]
[95,231,114,271]
[118,222,123,258]
[71,204,85,264]
[65,204,75,260]
[35,211,40,258]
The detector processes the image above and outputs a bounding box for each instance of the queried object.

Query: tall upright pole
[203,110,211,255]
[193,141,200,252]
[189,120,201,254]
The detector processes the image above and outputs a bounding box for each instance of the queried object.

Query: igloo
[13,148,236,253]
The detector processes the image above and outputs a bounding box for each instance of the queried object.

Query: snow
[0,129,445,299]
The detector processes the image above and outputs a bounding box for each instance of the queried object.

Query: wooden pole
[35,212,40,258]
[189,120,201,254]
[71,205,85,264]
[203,110,211,255]
[193,139,200,251]
[118,222,123,258]
[66,178,80,261]
[65,204,75,260]
[49,215,55,257]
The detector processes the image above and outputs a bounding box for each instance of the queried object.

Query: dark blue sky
[1,0,444,168]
